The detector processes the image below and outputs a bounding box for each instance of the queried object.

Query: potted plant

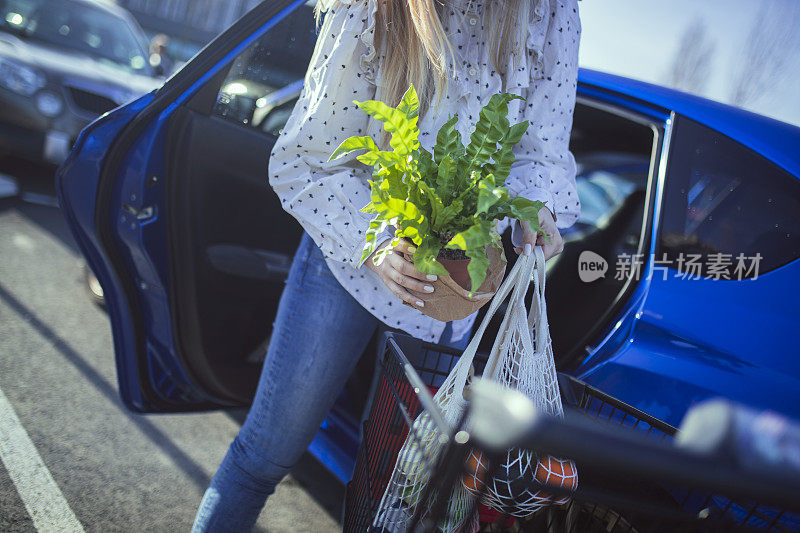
[328,84,546,319]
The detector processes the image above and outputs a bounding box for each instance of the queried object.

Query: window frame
[185,1,315,139]
[558,95,666,369]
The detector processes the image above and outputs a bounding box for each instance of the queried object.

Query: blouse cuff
[511,185,555,214]
[505,162,556,213]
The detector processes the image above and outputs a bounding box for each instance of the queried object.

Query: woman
[192,0,580,529]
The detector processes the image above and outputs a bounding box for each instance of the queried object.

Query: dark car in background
[0,0,162,165]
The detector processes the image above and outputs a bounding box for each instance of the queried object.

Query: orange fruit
[462,449,489,493]
[534,456,578,504]
[462,450,578,507]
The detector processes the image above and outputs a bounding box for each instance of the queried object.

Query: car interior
[543,104,656,367]
[157,5,661,423]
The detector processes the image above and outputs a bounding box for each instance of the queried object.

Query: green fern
[328,83,546,293]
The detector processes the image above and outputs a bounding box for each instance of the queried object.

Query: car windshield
[0,0,150,75]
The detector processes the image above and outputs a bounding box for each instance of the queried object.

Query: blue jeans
[192,233,470,531]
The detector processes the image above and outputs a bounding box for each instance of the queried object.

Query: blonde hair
[314,0,531,146]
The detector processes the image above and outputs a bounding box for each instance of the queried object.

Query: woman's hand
[365,239,437,309]
[515,206,564,261]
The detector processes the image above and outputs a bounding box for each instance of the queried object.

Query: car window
[659,117,800,279]
[561,155,650,259]
[0,0,151,75]
[212,3,317,138]
[576,168,643,229]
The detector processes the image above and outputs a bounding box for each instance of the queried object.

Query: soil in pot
[437,248,472,291]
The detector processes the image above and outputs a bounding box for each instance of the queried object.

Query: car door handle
[206,244,291,281]
[122,204,155,221]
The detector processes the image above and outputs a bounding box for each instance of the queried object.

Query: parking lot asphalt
[0,161,342,532]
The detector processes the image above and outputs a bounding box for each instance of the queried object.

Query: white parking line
[0,386,84,532]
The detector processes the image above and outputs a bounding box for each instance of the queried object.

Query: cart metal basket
[343,332,800,532]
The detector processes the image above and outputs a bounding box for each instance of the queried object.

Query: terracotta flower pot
[437,256,472,291]
[402,244,507,322]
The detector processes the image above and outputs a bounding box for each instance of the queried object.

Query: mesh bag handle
[373,247,563,532]
[458,245,574,519]
[528,246,549,366]
[445,247,542,415]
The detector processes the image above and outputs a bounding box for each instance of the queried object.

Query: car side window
[212,4,317,137]
[659,117,800,279]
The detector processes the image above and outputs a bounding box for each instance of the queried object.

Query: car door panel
[163,106,302,405]
[57,93,162,411]
[58,0,310,411]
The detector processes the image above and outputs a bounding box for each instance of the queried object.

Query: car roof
[579,69,800,179]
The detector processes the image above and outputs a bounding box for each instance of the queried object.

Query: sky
[577,0,800,127]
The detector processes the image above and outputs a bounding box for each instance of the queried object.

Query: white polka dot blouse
[268,0,582,343]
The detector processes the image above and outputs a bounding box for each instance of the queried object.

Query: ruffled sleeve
[525,0,550,81]
[505,0,582,229]
[319,0,379,83]
[268,0,388,267]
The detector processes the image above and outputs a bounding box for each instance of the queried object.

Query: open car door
[57,0,316,413]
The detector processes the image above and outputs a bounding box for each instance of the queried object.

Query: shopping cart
[343,332,800,532]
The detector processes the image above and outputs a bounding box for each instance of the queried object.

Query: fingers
[515,220,537,256]
[386,255,435,292]
[516,242,537,256]
[538,231,564,261]
[394,239,416,255]
[389,268,435,294]
[369,240,439,307]
[530,206,563,261]
[386,241,436,281]
[389,253,437,282]
[516,226,563,260]
[386,279,425,309]
[373,252,435,308]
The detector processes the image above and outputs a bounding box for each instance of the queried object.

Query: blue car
[56,0,800,487]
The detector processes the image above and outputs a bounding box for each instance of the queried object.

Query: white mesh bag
[372,247,577,532]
